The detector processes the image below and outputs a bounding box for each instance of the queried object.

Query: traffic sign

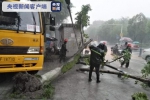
[120,33,123,37]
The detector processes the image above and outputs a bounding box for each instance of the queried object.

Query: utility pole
[65,0,79,49]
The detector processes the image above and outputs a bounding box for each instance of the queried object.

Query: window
[0,10,41,33]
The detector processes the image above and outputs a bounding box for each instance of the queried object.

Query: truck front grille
[0,46,29,54]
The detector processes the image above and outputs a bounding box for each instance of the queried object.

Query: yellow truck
[0,0,54,74]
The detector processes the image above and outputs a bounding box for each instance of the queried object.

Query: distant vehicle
[141,48,150,62]
[119,37,139,50]
[132,41,140,50]
[82,41,99,55]
[82,47,91,55]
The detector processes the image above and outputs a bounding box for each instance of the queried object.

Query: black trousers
[121,59,130,68]
[59,53,66,63]
[89,62,100,81]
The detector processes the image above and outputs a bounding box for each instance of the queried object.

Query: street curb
[40,57,74,85]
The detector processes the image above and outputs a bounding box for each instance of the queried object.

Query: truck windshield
[0,10,41,33]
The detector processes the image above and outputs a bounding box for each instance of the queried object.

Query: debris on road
[13,72,42,93]
[76,60,150,86]
[9,72,55,99]
[9,39,93,99]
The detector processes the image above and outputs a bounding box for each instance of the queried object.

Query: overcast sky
[66,0,150,24]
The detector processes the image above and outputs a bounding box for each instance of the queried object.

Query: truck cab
[0,0,50,74]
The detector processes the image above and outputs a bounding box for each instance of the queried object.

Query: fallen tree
[10,39,93,99]
[76,61,150,85]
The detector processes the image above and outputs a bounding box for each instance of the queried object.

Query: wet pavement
[0,47,149,100]
[52,47,150,100]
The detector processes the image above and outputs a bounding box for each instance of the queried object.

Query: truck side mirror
[65,0,70,5]
[49,14,55,26]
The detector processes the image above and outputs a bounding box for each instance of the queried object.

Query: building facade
[58,23,81,57]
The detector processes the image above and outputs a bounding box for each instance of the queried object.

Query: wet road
[53,47,150,100]
[0,73,15,99]
[0,47,149,100]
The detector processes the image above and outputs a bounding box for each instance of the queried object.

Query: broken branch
[77,66,150,83]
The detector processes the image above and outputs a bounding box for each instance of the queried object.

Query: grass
[132,92,148,100]
[9,83,55,99]
[42,83,55,99]
[35,74,42,79]
[9,92,24,99]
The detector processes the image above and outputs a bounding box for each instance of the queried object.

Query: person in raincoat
[59,39,68,63]
[97,42,107,69]
[89,42,105,83]
[121,43,132,68]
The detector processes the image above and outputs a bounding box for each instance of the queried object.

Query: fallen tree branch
[41,39,93,84]
[77,64,150,83]
[80,55,124,64]
[11,39,93,99]
[72,39,93,58]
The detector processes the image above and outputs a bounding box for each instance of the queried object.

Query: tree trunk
[40,39,93,84]
[77,64,150,83]
[12,39,93,94]
[80,31,84,46]
[80,24,84,46]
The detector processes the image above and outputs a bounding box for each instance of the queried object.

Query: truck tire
[27,70,39,75]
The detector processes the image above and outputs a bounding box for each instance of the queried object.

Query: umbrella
[119,37,133,42]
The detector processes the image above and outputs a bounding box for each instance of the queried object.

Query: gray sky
[66,0,150,24]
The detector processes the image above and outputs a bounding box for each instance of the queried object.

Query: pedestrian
[121,43,132,68]
[89,42,105,83]
[114,43,119,55]
[59,39,68,63]
[98,42,107,69]
[103,42,108,53]
[123,42,128,49]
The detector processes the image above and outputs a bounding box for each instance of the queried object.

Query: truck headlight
[27,47,40,53]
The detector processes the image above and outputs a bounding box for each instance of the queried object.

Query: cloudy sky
[66,0,150,24]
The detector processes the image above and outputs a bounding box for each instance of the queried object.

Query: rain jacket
[89,45,105,64]
[122,47,132,61]
[60,43,67,56]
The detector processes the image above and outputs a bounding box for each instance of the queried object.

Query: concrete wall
[59,24,81,57]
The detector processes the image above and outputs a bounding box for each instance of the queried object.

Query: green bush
[42,84,55,99]
[132,92,148,100]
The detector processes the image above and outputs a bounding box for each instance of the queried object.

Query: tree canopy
[75,4,92,44]
[128,13,147,43]
[75,4,92,29]
[85,13,150,44]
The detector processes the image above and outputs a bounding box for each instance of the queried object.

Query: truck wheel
[27,70,39,75]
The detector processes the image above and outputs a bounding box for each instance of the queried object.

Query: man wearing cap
[121,43,132,68]
[59,39,68,62]
[103,42,108,53]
